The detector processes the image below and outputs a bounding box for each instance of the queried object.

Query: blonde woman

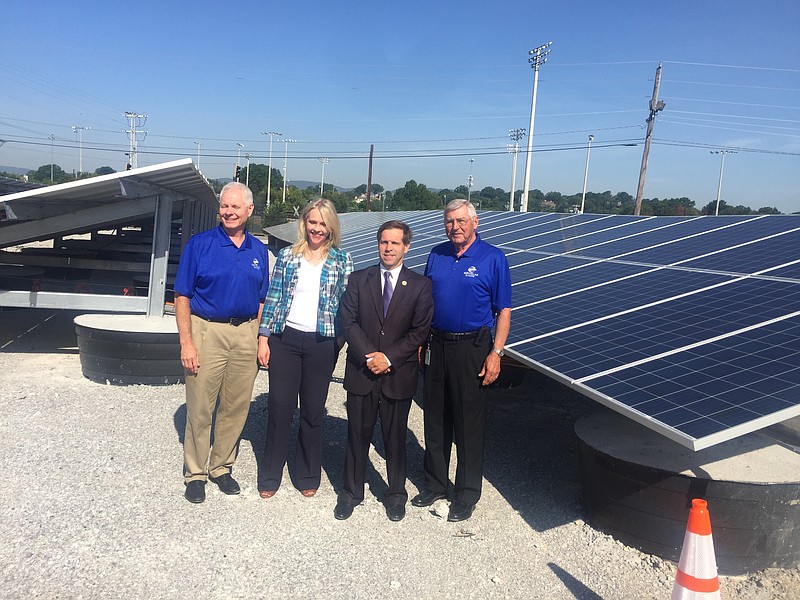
[257,199,353,498]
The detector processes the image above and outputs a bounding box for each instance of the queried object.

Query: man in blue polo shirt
[174,182,269,504]
[412,198,512,522]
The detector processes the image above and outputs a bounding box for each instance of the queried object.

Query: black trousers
[340,388,412,506]
[258,327,338,492]
[422,333,490,505]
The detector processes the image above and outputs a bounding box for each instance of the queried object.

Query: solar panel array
[298,210,800,451]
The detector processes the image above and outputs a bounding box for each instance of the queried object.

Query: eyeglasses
[445,217,472,227]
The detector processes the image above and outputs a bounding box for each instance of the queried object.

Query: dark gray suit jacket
[340,264,433,400]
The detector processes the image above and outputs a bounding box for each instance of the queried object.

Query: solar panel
[270,210,800,450]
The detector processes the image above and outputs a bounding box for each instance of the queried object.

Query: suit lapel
[367,266,384,323]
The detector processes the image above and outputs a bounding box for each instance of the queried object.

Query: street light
[281,138,296,203]
[580,134,595,214]
[48,134,55,182]
[711,150,736,216]
[467,158,474,203]
[521,41,552,212]
[318,157,330,197]
[507,128,526,211]
[261,131,282,207]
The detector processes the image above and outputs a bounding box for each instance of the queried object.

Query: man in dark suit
[334,220,433,522]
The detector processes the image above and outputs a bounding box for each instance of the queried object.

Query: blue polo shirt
[174,224,270,319]
[424,233,512,332]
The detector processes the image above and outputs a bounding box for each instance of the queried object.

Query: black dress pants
[341,388,412,506]
[258,327,338,492]
[422,333,490,505]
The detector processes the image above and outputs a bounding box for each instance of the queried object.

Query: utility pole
[194,141,202,171]
[245,153,252,187]
[508,128,526,211]
[521,41,552,213]
[366,144,374,212]
[235,143,244,181]
[48,134,55,181]
[281,138,295,203]
[124,112,147,170]
[467,158,474,203]
[634,63,665,215]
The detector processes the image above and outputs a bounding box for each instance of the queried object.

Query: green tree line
[3,163,783,233]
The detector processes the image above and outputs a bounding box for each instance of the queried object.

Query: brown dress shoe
[259,490,276,499]
[300,489,317,497]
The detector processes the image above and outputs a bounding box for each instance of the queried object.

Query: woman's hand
[257,336,271,368]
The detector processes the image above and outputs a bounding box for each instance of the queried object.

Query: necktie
[383,271,394,316]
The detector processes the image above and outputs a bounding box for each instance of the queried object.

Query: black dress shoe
[185,480,206,504]
[209,473,240,495]
[386,504,406,522]
[334,500,354,520]
[447,501,475,522]
[411,490,445,507]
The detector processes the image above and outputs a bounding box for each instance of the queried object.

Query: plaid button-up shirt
[259,245,353,338]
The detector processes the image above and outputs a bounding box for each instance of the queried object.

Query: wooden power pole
[365,144,374,212]
[634,62,666,216]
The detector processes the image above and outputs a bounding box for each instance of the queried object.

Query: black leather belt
[432,328,479,341]
[196,315,258,327]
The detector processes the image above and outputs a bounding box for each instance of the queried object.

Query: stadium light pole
[261,131,282,207]
[281,138,295,203]
[72,125,90,176]
[193,141,201,171]
[508,128,526,211]
[711,150,736,216]
[580,134,595,214]
[48,134,55,181]
[521,41,552,213]
[318,157,330,196]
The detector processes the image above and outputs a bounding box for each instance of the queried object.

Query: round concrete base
[74,313,183,385]
[575,411,800,575]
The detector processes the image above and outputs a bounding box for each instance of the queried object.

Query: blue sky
[1,1,798,213]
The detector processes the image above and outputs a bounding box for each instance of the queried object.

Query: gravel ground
[1,308,798,599]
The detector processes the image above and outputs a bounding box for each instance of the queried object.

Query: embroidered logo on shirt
[252,258,261,270]
[464,265,479,278]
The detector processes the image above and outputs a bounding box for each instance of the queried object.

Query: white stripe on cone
[676,531,718,579]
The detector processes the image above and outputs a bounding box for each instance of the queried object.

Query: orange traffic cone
[672,498,720,599]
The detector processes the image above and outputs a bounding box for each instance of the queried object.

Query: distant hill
[291,180,351,192]
[0,166,30,175]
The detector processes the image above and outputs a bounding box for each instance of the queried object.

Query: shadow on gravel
[547,563,603,600]
[173,389,427,501]
[481,370,597,532]
[0,308,83,354]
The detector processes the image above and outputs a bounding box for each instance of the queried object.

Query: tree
[27,164,72,184]
[94,166,116,175]
[390,180,442,210]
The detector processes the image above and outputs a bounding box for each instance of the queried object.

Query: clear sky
[1,1,798,213]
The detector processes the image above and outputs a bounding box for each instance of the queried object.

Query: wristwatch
[491,347,504,357]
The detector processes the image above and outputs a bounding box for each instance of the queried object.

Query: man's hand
[365,352,391,375]
[180,341,200,374]
[257,336,271,368]
[478,351,501,386]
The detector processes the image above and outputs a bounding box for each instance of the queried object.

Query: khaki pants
[183,316,259,482]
